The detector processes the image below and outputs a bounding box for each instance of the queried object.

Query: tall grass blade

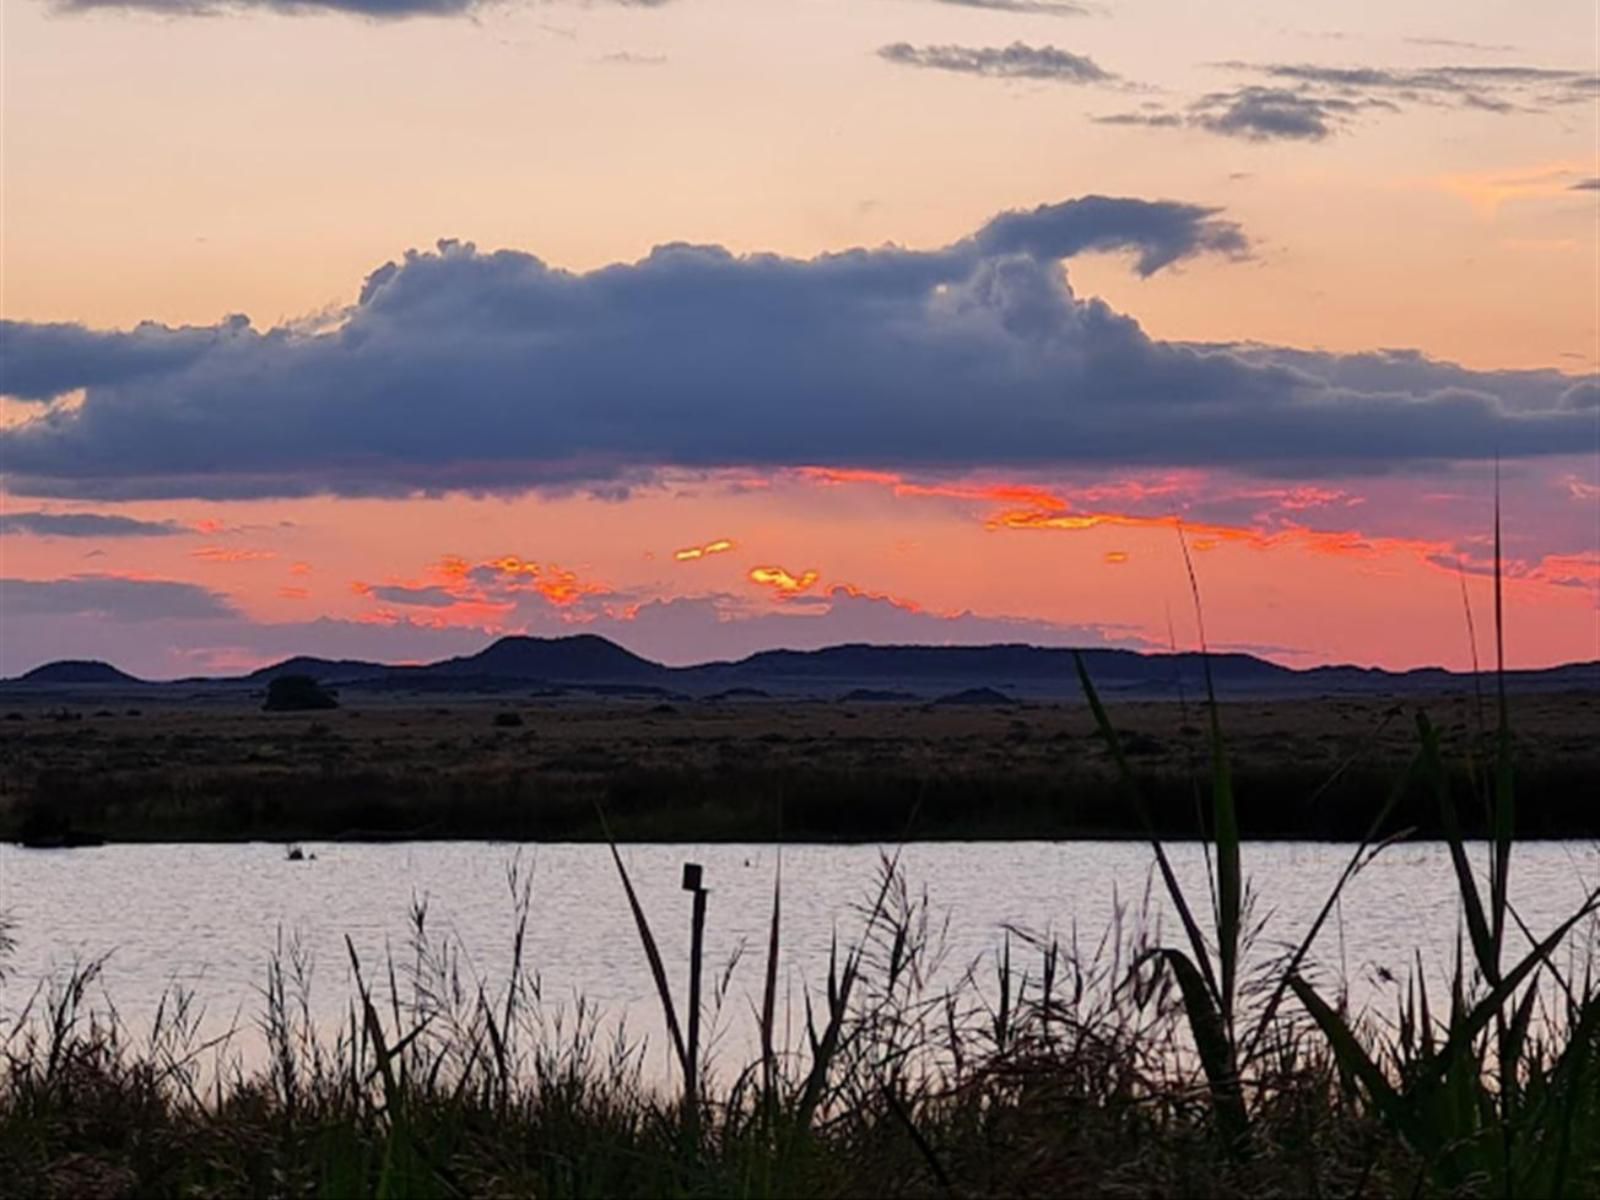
[596,808,690,1078]
[1289,972,1429,1151]
[1153,947,1247,1146]
[1417,711,1497,984]
[1489,471,1514,975]
[1178,526,1241,1025]
[1073,651,1220,1006]
[760,854,782,1109]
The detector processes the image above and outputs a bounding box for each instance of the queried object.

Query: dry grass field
[3,688,1596,842]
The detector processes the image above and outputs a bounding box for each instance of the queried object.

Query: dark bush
[493,712,525,728]
[262,675,339,712]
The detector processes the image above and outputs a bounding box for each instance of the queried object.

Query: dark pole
[682,862,707,1116]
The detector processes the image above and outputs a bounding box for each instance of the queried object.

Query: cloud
[366,583,460,607]
[748,566,821,598]
[1572,178,1600,191]
[674,538,735,561]
[926,0,1091,15]
[0,196,1589,500]
[1238,62,1596,112]
[0,511,185,538]
[1403,37,1518,53]
[1095,89,1366,141]
[1093,110,1184,128]
[191,546,278,563]
[1190,86,1373,141]
[878,41,1112,83]
[0,575,238,622]
[1104,60,1596,142]
[598,51,668,67]
[51,0,670,19]
[0,315,252,403]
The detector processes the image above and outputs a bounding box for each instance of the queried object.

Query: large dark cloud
[0,195,1590,500]
[0,511,185,538]
[0,575,238,621]
[878,41,1111,83]
[53,0,669,18]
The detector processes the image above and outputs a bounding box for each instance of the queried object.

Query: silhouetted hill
[7,636,1597,699]
[17,660,144,685]
[685,644,1294,692]
[421,635,665,683]
[247,656,392,684]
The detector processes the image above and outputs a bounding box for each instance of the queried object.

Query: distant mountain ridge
[6,635,1598,700]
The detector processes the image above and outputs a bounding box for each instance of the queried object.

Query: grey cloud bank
[0,511,186,538]
[878,41,1111,83]
[1098,59,1595,142]
[0,575,238,622]
[0,195,1590,500]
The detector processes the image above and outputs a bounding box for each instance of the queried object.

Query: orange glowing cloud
[830,582,925,613]
[278,586,309,600]
[288,561,312,577]
[791,464,1554,597]
[796,466,1067,512]
[478,555,610,608]
[191,546,278,564]
[674,538,736,562]
[749,565,821,597]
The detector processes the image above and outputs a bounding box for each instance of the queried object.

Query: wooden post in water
[682,861,707,1117]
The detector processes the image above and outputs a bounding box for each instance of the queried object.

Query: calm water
[3,840,1597,1070]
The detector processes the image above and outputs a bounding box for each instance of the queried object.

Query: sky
[1,0,1596,678]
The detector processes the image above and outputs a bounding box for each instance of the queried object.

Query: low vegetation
[1,690,1597,843]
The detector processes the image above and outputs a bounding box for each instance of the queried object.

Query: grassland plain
[2,689,1597,843]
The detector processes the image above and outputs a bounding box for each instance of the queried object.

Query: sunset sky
[1,0,1596,678]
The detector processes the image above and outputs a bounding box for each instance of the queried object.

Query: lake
[4,840,1597,1076]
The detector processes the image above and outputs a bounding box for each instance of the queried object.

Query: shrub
[262,675,338,712]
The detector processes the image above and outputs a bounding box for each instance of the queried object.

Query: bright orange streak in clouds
[749,566,821,597]
[797,466,1069,513]
[1104,551,1129,565]
[479,555,609,607]
[799,468,1411,568]
[191,546,277,564]
[674,538,736,562]
[831,582,924,613]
